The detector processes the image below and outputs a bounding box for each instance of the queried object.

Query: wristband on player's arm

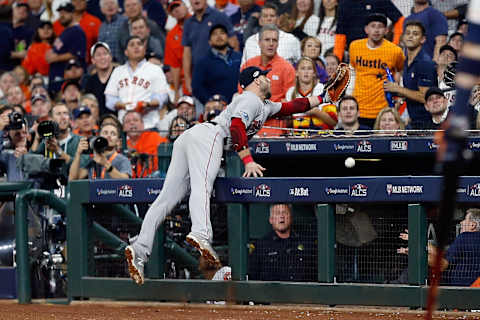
[240,154,253,165]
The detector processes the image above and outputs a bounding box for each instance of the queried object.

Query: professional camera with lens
[37,120,59,140]
[83,136,109,154]
[6,112,25,130]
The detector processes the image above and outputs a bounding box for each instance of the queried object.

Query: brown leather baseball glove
[324,63,351,103]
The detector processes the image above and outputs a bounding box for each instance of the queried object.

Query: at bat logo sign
[255,142,270,154]
[289,187,309,197]
[357,140,372,153]
[350,184,368,197]
[255,184,271,197]
[118,185,133,198]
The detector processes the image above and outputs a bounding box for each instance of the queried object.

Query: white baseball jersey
[105,59,169,129]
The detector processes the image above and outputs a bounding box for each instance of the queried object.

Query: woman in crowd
[287,57,336,132]
[373,107,405,135]
[300,37,328,83]
[291,0,319,39]
[22,21,55,77]
[287,57,324,100]
[316,0,337,56]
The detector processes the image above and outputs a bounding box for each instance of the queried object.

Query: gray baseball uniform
[133,91,282,259]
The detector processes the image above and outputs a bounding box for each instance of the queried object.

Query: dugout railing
[13,135,480,307]
[61,175,480,309]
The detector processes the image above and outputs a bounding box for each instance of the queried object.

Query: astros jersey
[214,91,282,142]
[349,39,405,119]
[105,59,169,128]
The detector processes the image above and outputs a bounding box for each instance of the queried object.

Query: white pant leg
[134,132,190,257]
[186,124,225,243]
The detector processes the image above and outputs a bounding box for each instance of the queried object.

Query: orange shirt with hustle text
[349,38,404,119]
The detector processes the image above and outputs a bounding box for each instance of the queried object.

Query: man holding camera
[0,107,28,181]
[30,103,80,166]
[69,123,131,180]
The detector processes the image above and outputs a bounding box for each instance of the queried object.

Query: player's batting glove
[323,63,351,103]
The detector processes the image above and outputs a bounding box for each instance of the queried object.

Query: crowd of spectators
[0,0,475,178]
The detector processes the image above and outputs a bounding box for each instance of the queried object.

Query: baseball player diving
[125,64,350,285]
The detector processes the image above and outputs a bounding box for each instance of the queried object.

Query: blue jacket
[192,47,242,104]
[445,231,480,286]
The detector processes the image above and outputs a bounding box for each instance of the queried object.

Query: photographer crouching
[69,123,131,180]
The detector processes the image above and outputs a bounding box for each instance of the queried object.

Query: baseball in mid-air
[345,157,355,168]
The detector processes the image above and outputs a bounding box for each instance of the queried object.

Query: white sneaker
[125,245,145,285]
[186,233,221,267]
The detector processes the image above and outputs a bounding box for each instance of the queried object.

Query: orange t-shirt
[22,42,51,76]
[240,54,295,102]
[127,131,168,177]
[53,12,101,62]
[349,39,405,119]
[164,22,191,95]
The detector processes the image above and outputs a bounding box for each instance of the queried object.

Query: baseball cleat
[186,233,221,267]
[125,245,145,285]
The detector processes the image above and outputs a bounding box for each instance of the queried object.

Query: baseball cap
[425,87,445,101]
[38,20,53,28]
[31,93,48,104]
[177,95,195,107]
[57,1,74,12]
[73,106,92,120]
[209,23,228,38]
[146,51,162,61]
[61,79,81,93]
[439,44,458,60]
[162,64,171,73]
[13,1,30,9]
[65,58,82,70]
[90,41,111,57]
[365,13,387,27]
[167,0,183,12]
[207,94,227,103]
[239,67,270,89]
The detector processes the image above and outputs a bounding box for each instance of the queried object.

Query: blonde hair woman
[287,57,336,131]
[287,57,324,100]
[373,107,405,135]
